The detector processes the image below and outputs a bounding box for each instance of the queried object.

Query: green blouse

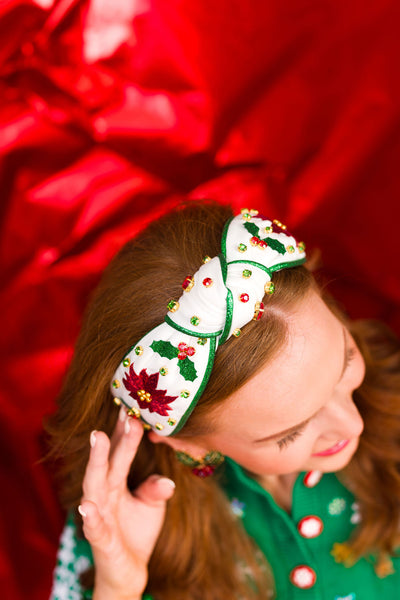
[51,458,400,599]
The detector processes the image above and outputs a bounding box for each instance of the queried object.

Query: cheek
[222,437,316,476]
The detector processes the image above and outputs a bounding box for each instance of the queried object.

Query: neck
[257,472,298,513]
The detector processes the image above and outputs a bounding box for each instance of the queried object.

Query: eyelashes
[277,429,304,450]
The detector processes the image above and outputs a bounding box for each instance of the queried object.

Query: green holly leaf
[244,222,260,237]
[178,358,198,382]
[150,340,178,360]
[262,237,286,255]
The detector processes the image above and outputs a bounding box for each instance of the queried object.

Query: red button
[290,565,317,589]
[303,470,322,488]
[297,515,323,539]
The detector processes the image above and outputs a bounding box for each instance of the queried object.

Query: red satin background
[1,1,400,598]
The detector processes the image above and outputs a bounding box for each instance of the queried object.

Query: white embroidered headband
[111,209,306,436]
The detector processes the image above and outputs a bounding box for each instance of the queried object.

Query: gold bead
[142,423,151,431]
[127,406,140,418]
[155,423,164,431]
[249,209,259,216]
[167,300,180,312]
[233,328,241,337]
[264,281,275,295]
[113,397,122,406]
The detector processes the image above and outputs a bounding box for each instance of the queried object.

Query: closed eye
[276,429,304,450]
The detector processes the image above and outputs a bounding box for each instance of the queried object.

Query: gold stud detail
[142,423,151,431]
[168,418,176,426]
[112,379,120,388]
[155,423,164,431]
[264,281,275,295]
[137,389,152,403]
[273,219,287,230]
[167,300,180,312]
[113,397,122,406]
[233,328,242,337]
[249,209,259,216]
[127,406,140,418]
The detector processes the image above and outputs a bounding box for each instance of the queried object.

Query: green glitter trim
[268,256,306,272]
[220,216,234,259]
[164,315,222,338]
[219,287,234,345]
[171,336,217,436]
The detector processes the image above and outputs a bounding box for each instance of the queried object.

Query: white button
[303,470,322,488]
[297,515,323,538]
[290,565,317,588]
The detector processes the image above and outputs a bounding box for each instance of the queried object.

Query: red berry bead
[250,236,259,246]
[178,351,187,360]
[186,346,195,356]
[178,342,188,352]
[202,277,213,287]
[239,293,249,303]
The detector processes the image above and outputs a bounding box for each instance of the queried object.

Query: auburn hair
[46,201,400,598]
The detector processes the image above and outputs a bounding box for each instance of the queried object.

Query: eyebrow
[253,326,349,444]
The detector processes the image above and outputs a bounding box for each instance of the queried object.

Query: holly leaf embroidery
[244,222,260,237]
[150,340,178,359]
[261,237,286,255]
[179,358,198,382]
[150,339,198,382]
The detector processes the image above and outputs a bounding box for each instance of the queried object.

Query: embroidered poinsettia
[122,365,178,415]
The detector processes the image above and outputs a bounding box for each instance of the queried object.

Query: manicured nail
[90,431,97,448]
[78,504,87,518]
[119,407,126,422]
[124,419,131,434]
[162,477,176,490]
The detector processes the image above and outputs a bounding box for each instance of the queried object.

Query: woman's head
[53,200,363,477]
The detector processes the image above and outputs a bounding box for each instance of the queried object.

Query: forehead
[212,291,343,439]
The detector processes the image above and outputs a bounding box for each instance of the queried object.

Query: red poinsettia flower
[122,365,178,416]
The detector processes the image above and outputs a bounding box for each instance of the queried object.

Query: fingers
[107,410,144,489]
[82,430,110,503]
[134,474,175,506]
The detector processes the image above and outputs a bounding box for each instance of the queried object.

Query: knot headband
[110,209,306,436]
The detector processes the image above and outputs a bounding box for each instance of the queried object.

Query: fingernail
[78,504,87,518]
[153,475,176,489]
[124,419,131,434]
[90,431,97,448]
[119,407,126,422]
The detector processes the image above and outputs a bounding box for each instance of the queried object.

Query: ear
[148,430,209,458]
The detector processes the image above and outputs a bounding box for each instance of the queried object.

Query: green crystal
[180,390,190,398]
[190,315,200,326]
[197,338,208,345]
[238,243,247,252]
[122,358,130,367]
[242,269,252,278]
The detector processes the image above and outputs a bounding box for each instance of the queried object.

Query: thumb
[134,475,176,506]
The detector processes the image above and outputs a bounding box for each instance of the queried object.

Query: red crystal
[178,342,188,352]
[258,240,268,248]
[182,276,193,290]
[192,465,215,478]
[186,346,195,356]
[178,351,187,360]
[255,302,265,320]
[239,293,249,303]
[202,277,213,287]
[250,236,260,245]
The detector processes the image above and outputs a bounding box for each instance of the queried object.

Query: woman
[48,201,400,600]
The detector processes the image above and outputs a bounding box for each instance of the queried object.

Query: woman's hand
[79,409,175,600]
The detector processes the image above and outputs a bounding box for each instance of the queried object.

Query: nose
[320,394,364,441]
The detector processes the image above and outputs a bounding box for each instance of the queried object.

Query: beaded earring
[175,449,224,478]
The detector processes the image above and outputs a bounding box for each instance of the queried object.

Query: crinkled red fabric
[1,1,400,598]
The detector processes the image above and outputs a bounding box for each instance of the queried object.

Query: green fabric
[222,457,400,599]
[51,461,400,599]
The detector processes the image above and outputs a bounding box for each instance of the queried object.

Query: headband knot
[111,210,306,435]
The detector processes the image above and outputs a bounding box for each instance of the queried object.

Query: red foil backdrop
[1,1,400,598]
